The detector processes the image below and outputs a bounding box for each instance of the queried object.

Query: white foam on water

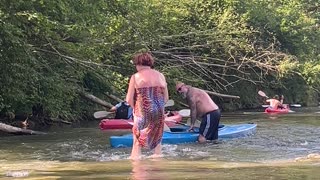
[181,147,193,152]
[6,170,29,177]
[300,141,308,146]
[98,153,129,161]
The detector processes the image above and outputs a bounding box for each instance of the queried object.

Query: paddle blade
[93,111,114,119]
[164,99,174,107]
[290,104,301,108]
[179,109,190,117]
[258,90,268,98]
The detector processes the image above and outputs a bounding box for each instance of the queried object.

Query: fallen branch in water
[104,93,123,103]
[0,122,47,135]
[204,90,240,99]
[50,118,72,125]
[79,91,113,108]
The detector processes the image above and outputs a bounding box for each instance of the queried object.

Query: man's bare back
[176,83,219,126]
[186,87,219,118]
[176,82,221,143]
[266,95,282,109]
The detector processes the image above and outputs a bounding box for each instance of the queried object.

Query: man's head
[273,95,279,100]
[176,82,188,98]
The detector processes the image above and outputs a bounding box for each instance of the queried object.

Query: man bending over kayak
[176,82,220,143]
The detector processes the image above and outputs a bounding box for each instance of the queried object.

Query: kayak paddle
[94,111,114,119]
[178,109,191,117]
[263,104,301,108]
[94,99,175,119]
[290,104,301,108]
[164,118,188,126]
[258,90,269,98]
[164,99,174,107]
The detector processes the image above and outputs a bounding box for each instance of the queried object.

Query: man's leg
[205,110,221,141]
[199,114,210,143]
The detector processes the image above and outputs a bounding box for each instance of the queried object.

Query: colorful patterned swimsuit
[132,86,165,150]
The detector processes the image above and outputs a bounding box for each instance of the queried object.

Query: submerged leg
[150,143,162,158]
[154,143,162,155]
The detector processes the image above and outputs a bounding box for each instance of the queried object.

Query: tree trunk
[104,93,123,103]
[80,92,113,108]
[204,90,240,99]
[0,122,47,135]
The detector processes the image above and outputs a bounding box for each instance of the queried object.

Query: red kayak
[264,107,290,114]
[99,111,183,130]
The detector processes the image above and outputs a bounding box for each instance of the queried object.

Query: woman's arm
[164,86,169,103]
[126,75,136,108]
[160,73,169,102]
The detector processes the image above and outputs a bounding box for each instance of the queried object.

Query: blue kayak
[110,123,257,148]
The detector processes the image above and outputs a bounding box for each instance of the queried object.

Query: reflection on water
[0,108,320,179]
[1,158,320,179]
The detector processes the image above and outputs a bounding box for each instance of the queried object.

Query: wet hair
[273,95,279,99]
[132,52,154,67]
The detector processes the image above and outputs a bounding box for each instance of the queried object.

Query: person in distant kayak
[126,52,169,159]
[278,95,286,109]
[110,101,133,120]
[176,82,220,143]
[266,95,284,109]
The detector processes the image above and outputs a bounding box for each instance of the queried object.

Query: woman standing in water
[126,52,169,160]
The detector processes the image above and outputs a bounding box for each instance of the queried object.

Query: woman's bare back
[134,69,167,88]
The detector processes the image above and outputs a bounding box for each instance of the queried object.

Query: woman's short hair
[132,52,154,67]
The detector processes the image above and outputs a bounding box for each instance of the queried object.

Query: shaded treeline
[0,0,319,126]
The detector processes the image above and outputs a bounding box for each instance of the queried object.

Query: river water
[1,107,320,179]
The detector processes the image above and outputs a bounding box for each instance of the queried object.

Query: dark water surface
[1,107,320,179]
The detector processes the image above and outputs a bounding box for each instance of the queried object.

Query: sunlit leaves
[0,0,319,118]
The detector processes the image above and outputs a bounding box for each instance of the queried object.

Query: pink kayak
[99,111,183,130]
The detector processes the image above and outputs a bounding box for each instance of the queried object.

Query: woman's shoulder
[135,69,164,77]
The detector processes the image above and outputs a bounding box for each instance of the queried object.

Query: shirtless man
[176,82,220,143]
[266,95,283,109]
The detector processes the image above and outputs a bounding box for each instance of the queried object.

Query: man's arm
[110,106,117,112]
[280,95,284,104]
[110,102,121,112]
[189,101,197,127]
[187,91,198,130]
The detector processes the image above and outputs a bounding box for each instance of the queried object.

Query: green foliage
[0,0,319,123]
[300,61,320,90]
